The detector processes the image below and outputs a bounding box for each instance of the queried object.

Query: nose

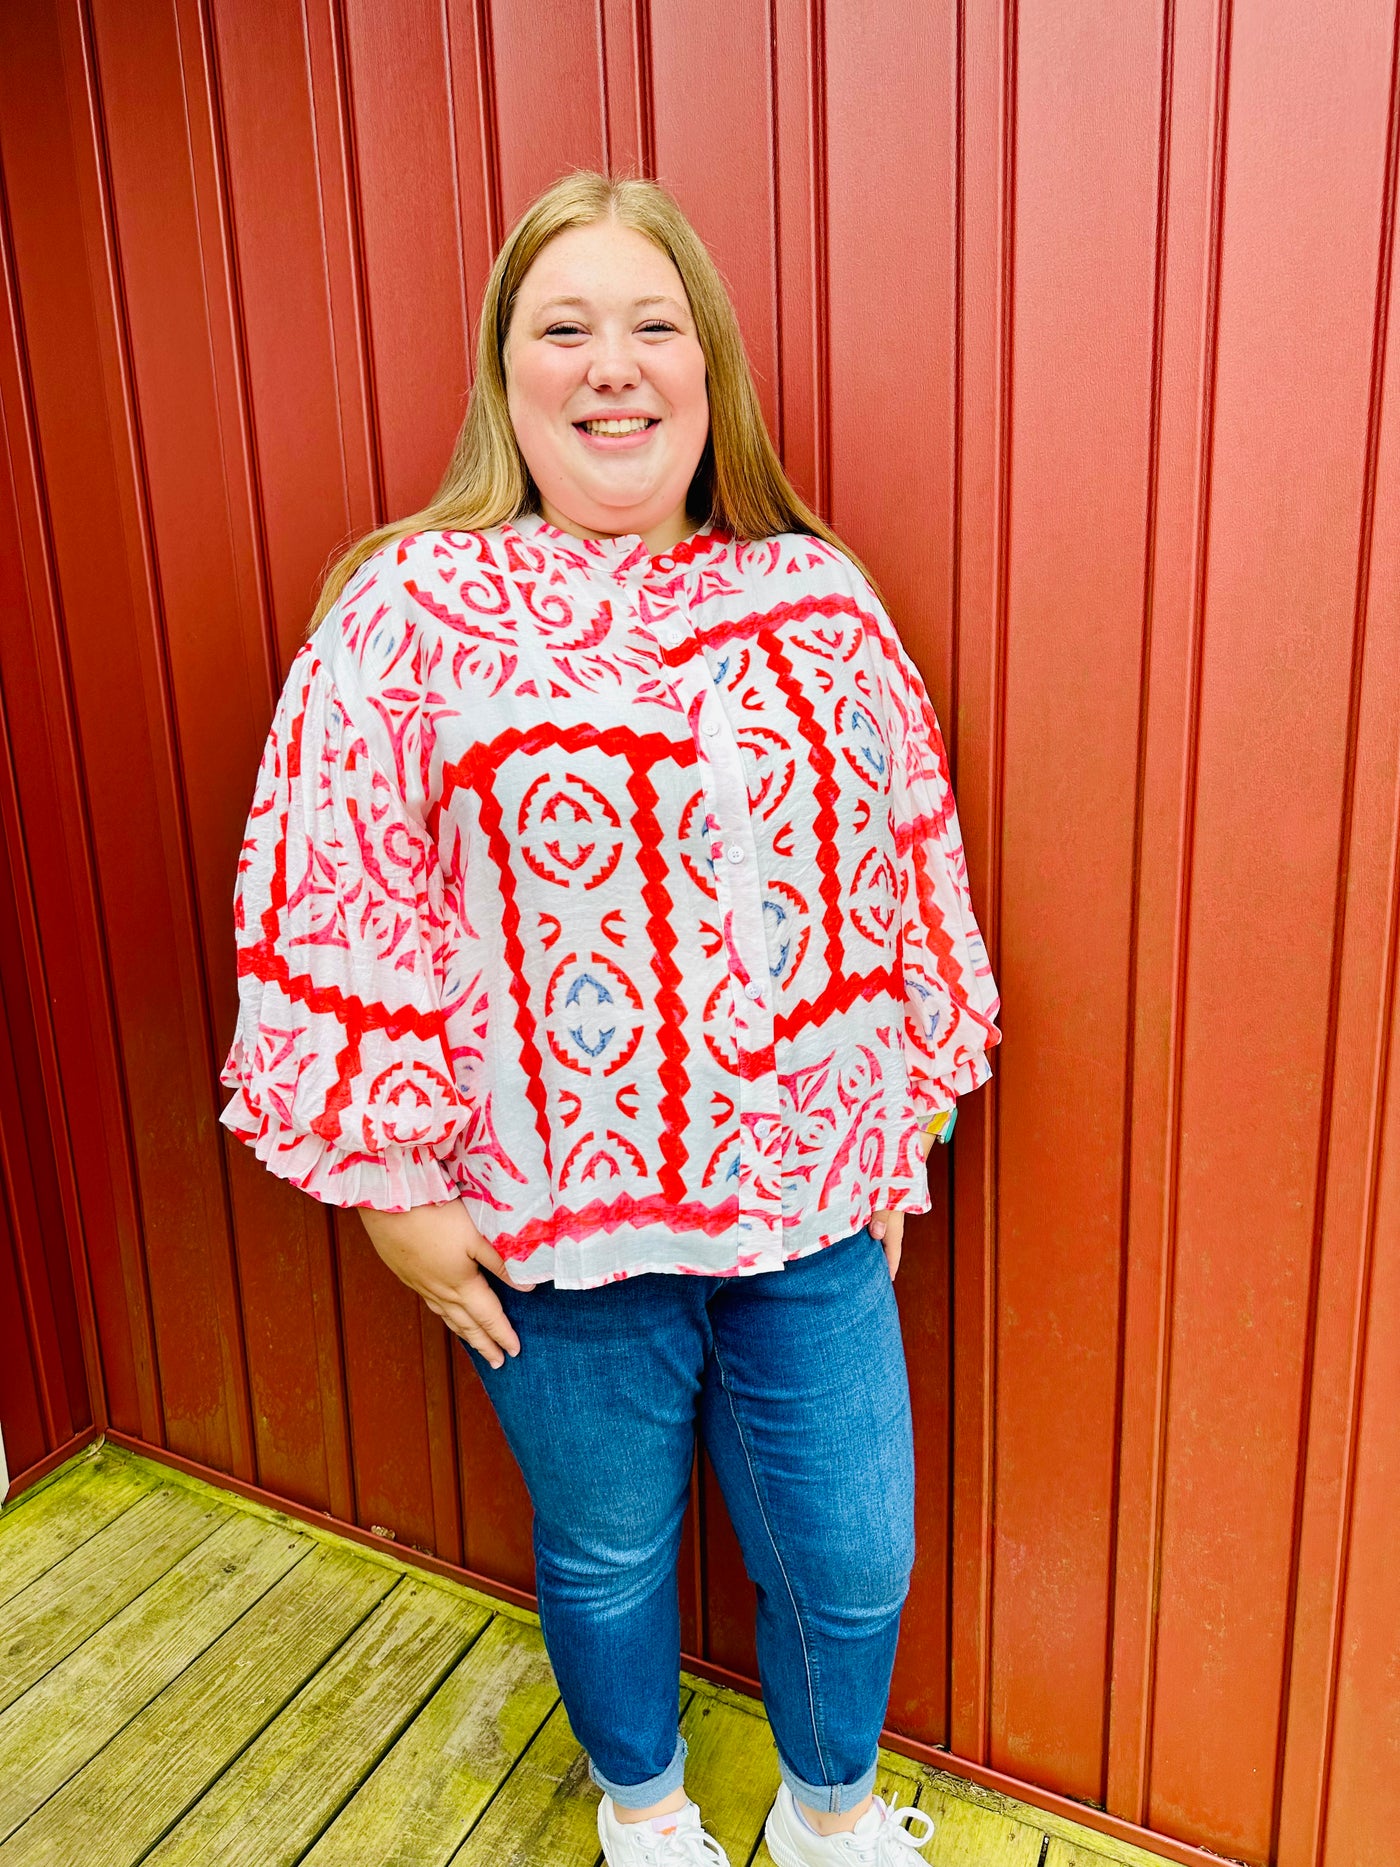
[586,329,642,393]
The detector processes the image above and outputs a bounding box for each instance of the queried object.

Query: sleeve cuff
[909,1049,994,1127]
[219,1089,460,1212]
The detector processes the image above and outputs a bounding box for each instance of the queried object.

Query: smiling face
[502,218,711,554]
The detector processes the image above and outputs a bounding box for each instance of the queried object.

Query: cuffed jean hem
[589,1734,689,1810]
[777,1753,880,1814]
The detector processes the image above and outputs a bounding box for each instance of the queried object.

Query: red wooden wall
[1,3,1398,1863]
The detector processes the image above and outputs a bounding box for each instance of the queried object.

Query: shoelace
[831,1794,937,1862]
[633,1810,729,1865]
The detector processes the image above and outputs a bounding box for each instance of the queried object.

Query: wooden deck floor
[0,1443,1165,1867]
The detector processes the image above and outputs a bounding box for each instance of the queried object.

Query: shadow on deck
[0,1443,1168,1866]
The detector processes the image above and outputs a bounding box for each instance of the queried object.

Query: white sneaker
[764,1782,936,1864]
[597,1794,732,1865]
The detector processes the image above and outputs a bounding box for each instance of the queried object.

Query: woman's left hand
[870,1130,938,1279]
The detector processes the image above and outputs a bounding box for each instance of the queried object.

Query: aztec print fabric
[219,512,1001,1288]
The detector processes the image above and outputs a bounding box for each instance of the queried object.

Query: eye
[545,322,587,337]
[640,320,678,333]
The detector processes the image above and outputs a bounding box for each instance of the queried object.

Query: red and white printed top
[219,513,1001,1288]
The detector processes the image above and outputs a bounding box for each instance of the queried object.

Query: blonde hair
[309,169,883,626]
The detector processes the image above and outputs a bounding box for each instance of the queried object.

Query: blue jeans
[461,1225,916,1813]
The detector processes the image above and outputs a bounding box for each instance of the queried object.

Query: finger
[430,1290,518,1367]
[430,1269,524,1362]
[455,1315,507,1370]
[432,1294,509,1368]
[459,1272,523,1360]
[869,1208,892,1241]
[883,1234,902,1281]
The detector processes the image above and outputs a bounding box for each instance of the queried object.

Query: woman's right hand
[356,1200,534,1369]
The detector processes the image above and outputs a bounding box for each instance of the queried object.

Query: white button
[743,981,763,1001]
[663,630,685,648]
[725,844,745,864]
[703,717,722,737]
[655,556,674,570]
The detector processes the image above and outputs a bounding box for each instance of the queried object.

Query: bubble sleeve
[863,579,1002,1125]
[218,629,475,1211]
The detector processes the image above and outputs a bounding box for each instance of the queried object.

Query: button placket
[671,588,779,1234]
[695,677,771,1036]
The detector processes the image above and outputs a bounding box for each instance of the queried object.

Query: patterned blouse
[219,513,1001,1288]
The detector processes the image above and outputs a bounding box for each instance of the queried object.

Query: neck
[539,498,698,557]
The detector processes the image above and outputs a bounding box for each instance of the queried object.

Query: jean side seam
[710,1335,831,1789]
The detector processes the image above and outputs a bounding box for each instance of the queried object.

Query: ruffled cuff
[219,1087,459,1212]
[907,1049,994,1127]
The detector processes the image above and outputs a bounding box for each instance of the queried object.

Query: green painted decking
[0,1443,1166,1867]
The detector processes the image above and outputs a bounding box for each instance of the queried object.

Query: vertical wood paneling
[206,0,368,1519]
[824,0,959,703]
[1147,3,1398,1853]
[0,824,87,1448]
[1319,958,1400,1863]
[887,1188,953,1741]
[820,0,960,1748]
[990,0,1164,1802]
[950,0,1015,1769]
[600,0,650,182]
[649,0,780,435]
[1,1,1398,1858]
[770,0,823,509]
[0,0,191,1460]
[453,1337,535,1590]
[0,675,92,1473]
[0,292,103,1465]
[209,0,374,645]
[698,1446,759,1684]
[79,0,260,1482]
[342,0,475,516]
[335,1209,440,1552]
[1275,60,1400,1864]
[1106,0,1233,1826]
[0,6,162,1454]
[486,0,607,223]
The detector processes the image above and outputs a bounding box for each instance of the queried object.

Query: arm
[221,595,528,1361]
[865,584,1001,1119]
[858,574,999,1274]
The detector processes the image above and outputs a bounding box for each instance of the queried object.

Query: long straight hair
[309,169,883,626]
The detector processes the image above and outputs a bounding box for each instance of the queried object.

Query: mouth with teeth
[574,415,661,445]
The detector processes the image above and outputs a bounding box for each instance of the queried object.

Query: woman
[221,170,999,1866]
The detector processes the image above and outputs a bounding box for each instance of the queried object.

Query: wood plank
[0,1447,151,1605]
[145,1577,488,1866]
[0,1542,389,1864]
[0,1483,227,1711]
[303,1613,558,1867]
[919,1767,1166,1867]
[450,1694,697,1867]
[681,1689,781,1865]
[876,1756,928,1805]
[0,1512,308,1844]
[1045,1843,1122,1867]
[906,1778,1044,1867]
[0,1450,1134,1867]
